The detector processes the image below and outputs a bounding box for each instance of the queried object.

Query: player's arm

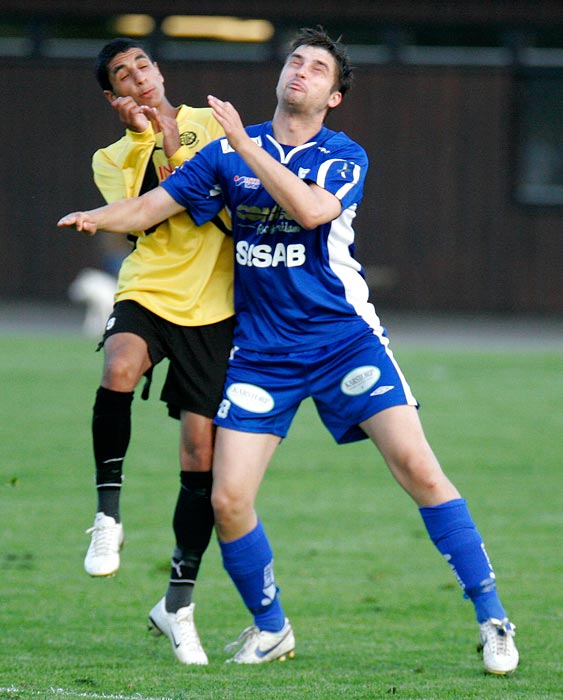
[93,120,154,204]
[207,95,340,229]
[57,186,184,236]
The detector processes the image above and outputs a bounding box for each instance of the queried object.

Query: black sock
[92,386,134,522]
[165,471,214,612]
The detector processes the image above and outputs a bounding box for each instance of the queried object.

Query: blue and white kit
[162,121,417,442]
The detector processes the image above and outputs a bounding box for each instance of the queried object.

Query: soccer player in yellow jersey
[84,38,234,665]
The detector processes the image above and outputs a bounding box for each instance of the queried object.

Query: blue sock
[219,520,285,632]
[420,498,507,623]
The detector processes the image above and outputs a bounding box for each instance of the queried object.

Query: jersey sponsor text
[236,241,306,268]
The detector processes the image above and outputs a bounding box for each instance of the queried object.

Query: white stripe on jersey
[326,205,383,335]
[265,134,318,165]
[316,158,362,200]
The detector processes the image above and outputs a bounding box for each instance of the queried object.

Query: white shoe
[225,619,295,664]
[148,598,208,665]
[84,512,124,577]
[479,618,519,674]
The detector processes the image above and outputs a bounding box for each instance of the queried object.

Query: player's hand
[207,95,248,151]
[110,96,150,132]
[57,212,98,236]
[139,106,181,158]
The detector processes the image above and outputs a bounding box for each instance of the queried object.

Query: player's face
[276,45,342,116]
[105,47,165,107]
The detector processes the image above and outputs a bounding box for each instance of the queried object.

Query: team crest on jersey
[340,366,381,396]
[179,131,197,146]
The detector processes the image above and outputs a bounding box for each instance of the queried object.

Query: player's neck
[271,109,324,146]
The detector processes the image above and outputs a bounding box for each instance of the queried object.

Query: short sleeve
[161,144,224,226]
[307,139,368,210]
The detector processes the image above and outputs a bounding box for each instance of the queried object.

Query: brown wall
[2,56,561,313]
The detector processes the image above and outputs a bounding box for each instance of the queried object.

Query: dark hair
[95,37,154,91]
[287,26,353,96]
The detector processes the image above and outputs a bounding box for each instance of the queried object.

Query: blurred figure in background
[67,266,117,337]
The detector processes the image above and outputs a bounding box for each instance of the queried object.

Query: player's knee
[180,440,213,472]
[210,486,234,519]
[102,354,142,390]
[211,485,250,527]
[391,450,444,493]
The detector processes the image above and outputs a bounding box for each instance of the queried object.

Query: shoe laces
[86,521,119,555]
[482,618,516,655]
[224,625,259,653]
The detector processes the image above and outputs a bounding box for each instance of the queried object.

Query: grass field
[1,331,562,700]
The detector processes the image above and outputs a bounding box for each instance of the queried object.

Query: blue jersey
[161,121,383,352]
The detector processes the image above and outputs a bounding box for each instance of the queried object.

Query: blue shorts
[214,331,418,444]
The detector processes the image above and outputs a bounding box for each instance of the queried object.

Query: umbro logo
[370,385,394,396]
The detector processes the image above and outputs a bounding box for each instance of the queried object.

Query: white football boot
[225,618,295,664]
[148,598,208,665]
[479,617,519,674]
[84,512,124,577]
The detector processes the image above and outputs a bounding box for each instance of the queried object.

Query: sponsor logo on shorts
[340,365,381,396]
[226,382,275,414]
[370,385,394,396]
[106,316,116,331]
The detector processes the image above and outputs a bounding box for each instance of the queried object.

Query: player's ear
[103,90,117,104]
[328,91,342,109]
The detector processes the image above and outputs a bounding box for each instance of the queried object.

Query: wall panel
[1,57,560,313]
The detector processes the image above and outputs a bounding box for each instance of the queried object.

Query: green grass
[1,334,562,700]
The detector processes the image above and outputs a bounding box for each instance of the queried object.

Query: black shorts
[100,300,235,420]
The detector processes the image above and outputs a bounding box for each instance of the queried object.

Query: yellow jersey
[92,105,234,326]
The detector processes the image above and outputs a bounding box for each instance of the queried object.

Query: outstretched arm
[57,186,184,236]
[207,95,341,229]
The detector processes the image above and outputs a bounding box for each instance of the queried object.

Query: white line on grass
[0,687,173,700]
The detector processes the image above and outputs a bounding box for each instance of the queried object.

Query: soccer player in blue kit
[59,27,518,674]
